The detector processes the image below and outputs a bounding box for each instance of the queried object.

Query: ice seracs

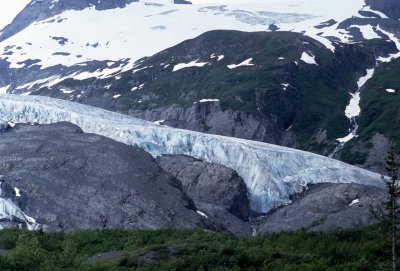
[0,94,383,213]
[0,197,41,230]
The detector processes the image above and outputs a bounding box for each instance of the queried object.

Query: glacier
[0,94,383,213]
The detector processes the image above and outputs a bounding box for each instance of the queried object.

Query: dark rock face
[366,0,400,20]
[0,122,219,231]
[157,154,252,235]
[130,103,297,147]
[258,183,385,233]
[0,119,9,133]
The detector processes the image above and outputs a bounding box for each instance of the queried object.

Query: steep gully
[329,68,375,158]
[330,26,400,158]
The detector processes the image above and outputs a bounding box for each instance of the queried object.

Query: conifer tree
[371,144,400,271]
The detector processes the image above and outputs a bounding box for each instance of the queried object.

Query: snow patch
[172,60,210,72]
[386,88,396,93]
[197,210,208,218]
[0,85,10,94]
[199,99,220,103]
[345,68,374,118]
[356,25,380,40]
[211,53,224,60]
[60,88,75,94]
[361,5,389,19]
[7,121,16,128]
[336,133,356,144]
[281,83,291,91]
[14,187,21,197]
[154,120,165,125]
[227,58,254,69]
[349,199,359,206]
[300,52,318,65]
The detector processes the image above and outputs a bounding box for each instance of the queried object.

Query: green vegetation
[357,59,400,143]
[44,31,390,156]
[341,57,400,164]
[113,31,377,154]
[0,226,393,270]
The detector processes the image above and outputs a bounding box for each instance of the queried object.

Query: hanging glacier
[0,94,383,213]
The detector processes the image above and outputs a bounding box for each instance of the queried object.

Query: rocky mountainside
[0,0,400,169]
[339,57,400,171]
[0,121,388,235]
[157,154,252,235]
[366,0,400,19]
[18,31,397,156]
[0,122,225,231]
[258,183,385,233]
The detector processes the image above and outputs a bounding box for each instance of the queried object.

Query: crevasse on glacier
[0,95,383,213]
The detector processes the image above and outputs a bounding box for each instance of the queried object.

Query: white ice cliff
[0,94,383,213]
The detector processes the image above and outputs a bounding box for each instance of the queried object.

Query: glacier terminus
[0,94,383,214]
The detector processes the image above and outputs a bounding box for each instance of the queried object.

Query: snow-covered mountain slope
[0,0,398,70]
[0,0,30,31]
[0,94,382,213]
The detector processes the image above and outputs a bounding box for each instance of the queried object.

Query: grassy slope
[0,226,390,271]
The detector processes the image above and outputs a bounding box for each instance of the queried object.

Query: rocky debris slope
[0,122,221,231]
[157,154,252,235]
[258,183,385,233]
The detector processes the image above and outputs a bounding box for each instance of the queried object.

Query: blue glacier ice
[0,94,383,213]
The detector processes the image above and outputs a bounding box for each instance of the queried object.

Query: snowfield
[0,94,383,213]
[0,0,386,70]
